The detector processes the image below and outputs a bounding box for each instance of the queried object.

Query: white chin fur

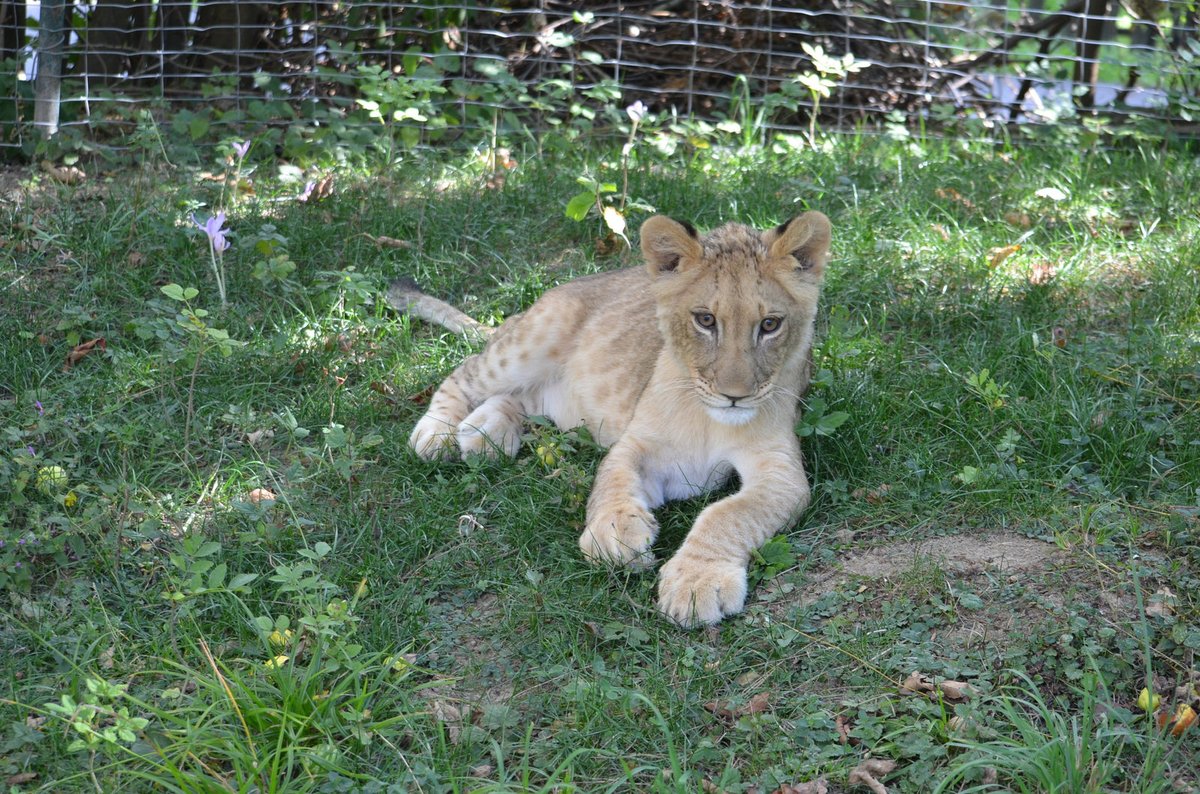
[705,405,757,426]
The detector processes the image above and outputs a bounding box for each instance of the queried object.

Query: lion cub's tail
[386,278,493,340]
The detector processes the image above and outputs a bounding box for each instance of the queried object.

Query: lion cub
[393,211,831,627]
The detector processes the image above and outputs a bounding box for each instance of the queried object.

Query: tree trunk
[192,1,270,75]
[84,0,150,83]
[0,0,25,64]
[1074,0,1108,109]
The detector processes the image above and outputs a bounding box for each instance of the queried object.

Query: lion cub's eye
[694,312,717,330]
[759,316,782,335]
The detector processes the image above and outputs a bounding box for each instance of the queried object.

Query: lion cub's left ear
[763,211,831,279]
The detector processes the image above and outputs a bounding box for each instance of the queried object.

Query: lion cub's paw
[656,553,748,628]
[579,509,658,569]
[457,401,523,459]
[409,415,460,460]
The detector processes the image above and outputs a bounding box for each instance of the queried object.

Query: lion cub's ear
[640,216,703,277]
[763,211,832,278]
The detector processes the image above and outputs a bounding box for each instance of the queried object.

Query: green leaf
[565,191,596,221]
[229,573,258,591]
[956,465,982,485]
[207,561,227,589]
[956,591,984,610]
[814,411,850,436]
[188,115,210,141]
[161,283,186,301]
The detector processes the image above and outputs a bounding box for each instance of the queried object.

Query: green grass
[1,131,1198,792]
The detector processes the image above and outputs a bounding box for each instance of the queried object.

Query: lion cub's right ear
[640,216,703,277]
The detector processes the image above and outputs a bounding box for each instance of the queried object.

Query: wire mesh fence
[2,0,1198,154]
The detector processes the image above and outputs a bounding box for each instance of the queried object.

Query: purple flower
[626,101,648,123]
[232,140,251,159]
[299,180,316,203]
[192,212,231,254]
[35,400,43,416]
[26,446,35,457]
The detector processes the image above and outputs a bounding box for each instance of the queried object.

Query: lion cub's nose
[718,390,753,405]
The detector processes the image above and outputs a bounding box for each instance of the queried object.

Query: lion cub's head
[639,212,831,426]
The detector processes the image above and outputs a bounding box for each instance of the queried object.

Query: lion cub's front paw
[409,414,460,460]
[579,509,658,569]
[656,552,748,628]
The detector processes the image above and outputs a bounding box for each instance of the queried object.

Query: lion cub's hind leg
[457,394,524,458]
[410,301,574,461]
[409,375,473,460]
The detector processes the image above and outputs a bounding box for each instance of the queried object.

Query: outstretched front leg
[657,440,809,628]
[579,438,659,569]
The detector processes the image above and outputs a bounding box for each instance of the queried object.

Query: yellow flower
[536,443,559,467]
[384,653,415,674]
[264,654,290,670]
[64,490,78,508]
[268,629,294,649]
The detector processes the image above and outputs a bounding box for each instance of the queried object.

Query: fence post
[34,0,67,137]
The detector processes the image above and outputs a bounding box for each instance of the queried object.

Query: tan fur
[400,211,831,627]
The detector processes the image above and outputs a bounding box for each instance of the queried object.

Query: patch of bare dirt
[841,533,1059,579]
[418,591,518,723]
[777,531,1061,615]
[755,530,1110,663]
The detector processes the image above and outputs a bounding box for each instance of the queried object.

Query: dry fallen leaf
[247,488,277,504]
[42,160,86,184]
[772,780,828,794]
[469,763,495,778]
[930,223,950,242]
[934,187,976,211]
[1171,703,1197,736]
[835,714,855,745]
[5,772,37,786]
[939,680,973,700]
[847,758,897,794]
[300,175,335,203]
[246,429,274,446]
[852,484,892,504]
[1145,587,1177,619]
[128,251,146,267]
[64,337,107,370]
[1004,210,1032,228]
[595,230,622,256]
[704,691,771,721]
[987,244,1020,269]
[364,234,413,249]
[429,700,463,744]
[1028,262,1056,285]
[900,671,936,695]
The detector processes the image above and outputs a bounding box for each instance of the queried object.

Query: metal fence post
[34,0,67,137]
